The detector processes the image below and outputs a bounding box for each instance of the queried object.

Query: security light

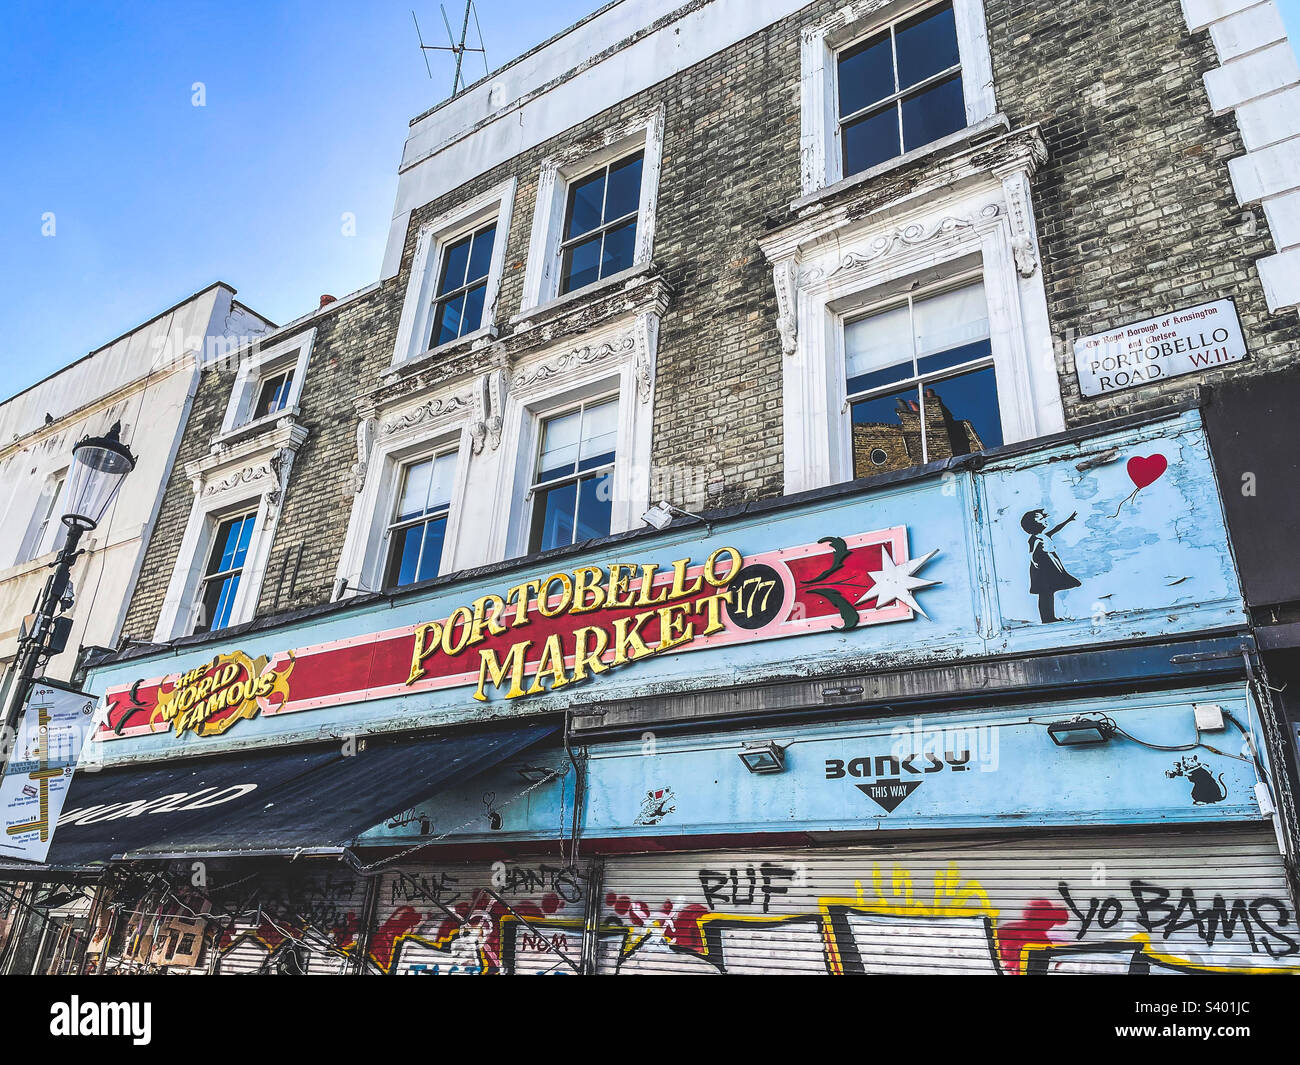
[739,740,786,773]
[642,501,675,530]
[641,500,712,534]
[1193,703,1225,731]
[1046,716,1116,747]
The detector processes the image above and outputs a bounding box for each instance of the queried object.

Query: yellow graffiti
[847,861,994,919]
[813,861,998,975]
[1020,933,1300,976]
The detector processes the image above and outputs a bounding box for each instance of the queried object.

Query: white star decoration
[857,547,941,619]
[89,699,113,730]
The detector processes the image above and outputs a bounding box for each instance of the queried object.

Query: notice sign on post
[0,682,96,863]
[1074,298,1246,398]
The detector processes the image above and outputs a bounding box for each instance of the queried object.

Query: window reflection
[846,279,1002,477]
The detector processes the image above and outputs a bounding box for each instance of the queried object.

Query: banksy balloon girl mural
[994,435,1191,627]
[1021,509,1080,622]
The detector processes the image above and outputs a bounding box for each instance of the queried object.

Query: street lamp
[62,422,137,531]
[1,422,136,772]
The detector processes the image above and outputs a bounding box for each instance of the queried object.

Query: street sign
[0,681,97,863]
[1074,298,1247,398]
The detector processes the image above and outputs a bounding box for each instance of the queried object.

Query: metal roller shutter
[596,827,1299,975]
[367,853,591,975]
[208,867,367,975]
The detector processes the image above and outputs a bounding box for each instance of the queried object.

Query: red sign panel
[100,526,936,742]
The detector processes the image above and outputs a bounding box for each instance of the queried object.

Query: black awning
[12,720,558,869]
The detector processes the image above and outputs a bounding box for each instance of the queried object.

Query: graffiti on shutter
[209,869,366,975]
[365,857,589,975]
[597,829,1300,975]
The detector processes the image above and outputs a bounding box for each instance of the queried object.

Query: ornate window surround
[799,0,998,199]
[761,125,1062,495]
[490,305,661,562]
[216,328,315,444]
[153,417,309,641]
[334,380,479,598]
[336,274,666,594]
[517,105,665,318]
[390,178,517,370]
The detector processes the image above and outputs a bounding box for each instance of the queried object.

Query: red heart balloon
[1127,454,1168,490]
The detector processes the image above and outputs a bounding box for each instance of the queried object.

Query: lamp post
[0,422,135,773]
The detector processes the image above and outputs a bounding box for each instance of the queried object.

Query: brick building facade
[9,0,1300,977]
[115,0,1299,645]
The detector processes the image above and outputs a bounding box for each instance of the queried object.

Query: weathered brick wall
[387,26,802,511]
[120,0,1299,640]
[987,0,1300,424]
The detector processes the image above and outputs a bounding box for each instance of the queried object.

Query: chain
[349,761,572,875]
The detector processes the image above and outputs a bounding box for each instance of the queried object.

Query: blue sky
[3,0,1300,396]
[0,0,599,395]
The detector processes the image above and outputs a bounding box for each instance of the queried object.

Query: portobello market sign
[98,526,938,742]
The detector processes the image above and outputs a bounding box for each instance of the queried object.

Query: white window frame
[526,395,620,555]
[191,507,258,635]
[518,107,664,316]
[766,177,1063,496]
[800,0,997,197]
[334,397,474,599]
[842,268,997,473]
[391,179,515,369]
[380,446,462,591]
[161,496,269,640]
[16,469,67,564]
[154,422,307,642]
[491,314,658,561]
[555,151,645,298]
[217,328,315,440]
[251,366,295,421]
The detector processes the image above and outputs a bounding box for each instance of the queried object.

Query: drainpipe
[562,711,600,973]
[563,712,585,869]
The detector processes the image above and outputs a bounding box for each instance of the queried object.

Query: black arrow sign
[856,778,922,813]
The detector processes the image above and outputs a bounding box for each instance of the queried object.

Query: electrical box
[1194,703,1225,731]
[47,615,73,656]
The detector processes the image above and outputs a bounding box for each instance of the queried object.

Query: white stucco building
[0,284,273,695]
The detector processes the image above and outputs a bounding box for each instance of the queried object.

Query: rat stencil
[1166,755,1228,805]
[1021,508,1080,623]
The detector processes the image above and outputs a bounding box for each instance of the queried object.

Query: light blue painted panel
[979,411,1242,654]
[355,684,1272,843]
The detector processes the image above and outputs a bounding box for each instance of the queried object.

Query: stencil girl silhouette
[1021,509,1080,623]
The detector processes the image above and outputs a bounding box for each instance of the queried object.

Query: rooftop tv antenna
[413,2,489,95]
